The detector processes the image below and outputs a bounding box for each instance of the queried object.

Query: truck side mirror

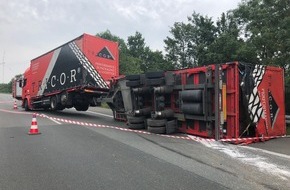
[23,79,27,87]
[19,80,23,87]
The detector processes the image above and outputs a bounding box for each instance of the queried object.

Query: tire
[127,116,145,124]
[50,96,57,111]
[165,120,176,134]
[126,75,140,81]
[145,71,164,79]
[126,80,140,87]
[75,105,82,111]
[147,119,167,127]
[75,104,89,111]
[146,78,165,86]
[24,99,30,111]
[128,123,145,130]
[148,126,166,134]
[134,107,152,116]
[81,105,89,111]
[132,87,151,94]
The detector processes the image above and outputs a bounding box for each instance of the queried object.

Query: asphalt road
[0,93,290,190]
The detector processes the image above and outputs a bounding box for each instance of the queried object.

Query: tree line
[0,81,12,93]
[96,0,289,114]
[97,0,289,77]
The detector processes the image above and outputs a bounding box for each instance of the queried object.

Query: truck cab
[12,67,31,110]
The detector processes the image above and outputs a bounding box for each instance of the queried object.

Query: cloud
[0,0,241,83]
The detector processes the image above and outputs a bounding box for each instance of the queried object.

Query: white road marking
[86,110,113,118]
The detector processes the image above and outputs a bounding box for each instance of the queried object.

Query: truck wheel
[165,120,176,134]
[134,107,152,116]
[146,78,165,86]
[145,71,164,79]
[128,123,145,130]
[126,80,140,87]
[127,116,145,124]
[24,99,30,111]
[50,96,57,111]
[81,105,89,111]
[126,75,140,81]
[147,119,166,127]
[148,126,166,134]
[75,104,89,111]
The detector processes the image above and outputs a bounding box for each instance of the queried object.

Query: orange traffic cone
[28,113,41,135]
[13,101,18,109]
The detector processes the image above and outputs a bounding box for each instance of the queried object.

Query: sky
[0,0,241,83]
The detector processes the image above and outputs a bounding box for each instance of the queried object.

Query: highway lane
[1,93,290,189]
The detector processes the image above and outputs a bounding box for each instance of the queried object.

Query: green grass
[101,102,110,109]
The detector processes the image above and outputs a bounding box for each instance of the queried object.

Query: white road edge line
[86,110,114,118]
[42,114,62,125]
[240,145,290,160]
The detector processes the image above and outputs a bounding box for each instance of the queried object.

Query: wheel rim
[51,97,56,110]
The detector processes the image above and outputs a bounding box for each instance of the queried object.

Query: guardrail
[286,115,290,124]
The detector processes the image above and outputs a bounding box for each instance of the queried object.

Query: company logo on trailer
[268,91,279,129]
[97,47,114,60]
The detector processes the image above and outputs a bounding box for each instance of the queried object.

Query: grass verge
[101,102,110,109]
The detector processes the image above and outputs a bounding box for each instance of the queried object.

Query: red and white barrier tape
[38,113,284,144]
[0,107,286,144]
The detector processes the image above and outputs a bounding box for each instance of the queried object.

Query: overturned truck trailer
[103,62,285,143]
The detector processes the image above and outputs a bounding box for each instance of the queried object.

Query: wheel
[126,75,140,81]
[75,105,82,111]
[128,123,145,130]
[50,96,58,111]
[81,104,89,111]
[146,78,165,86]
[145,71,164,79]
[127,116,145,124]
[75,104,89,111]
[165,120,176,134]
[134,107,152,116]
[148,126,166,134]
[24,99,30,111]
[132,87,151,94]
[147,119,167,127]
[126,80,140,87]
